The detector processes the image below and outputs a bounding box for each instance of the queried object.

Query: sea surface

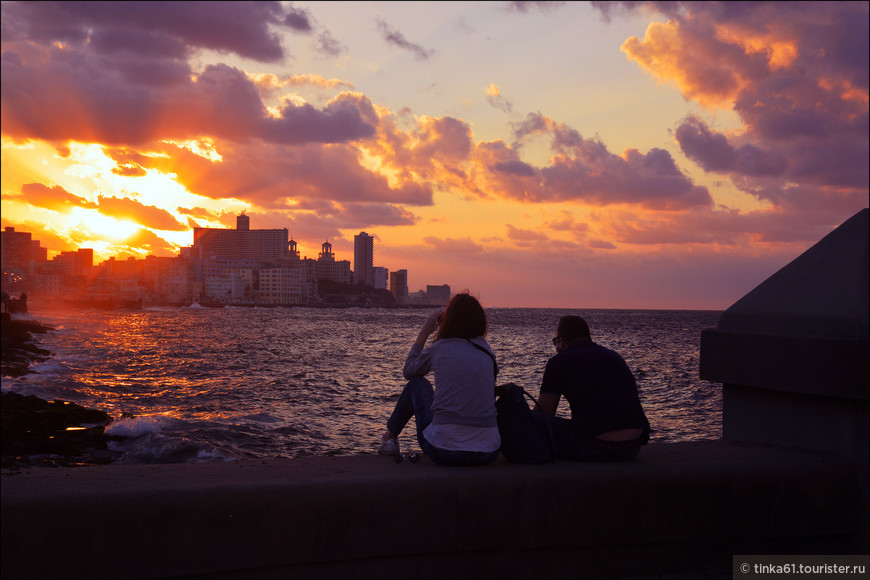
[3,305,724,464]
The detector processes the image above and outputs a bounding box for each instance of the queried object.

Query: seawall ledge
[1,439,863,579]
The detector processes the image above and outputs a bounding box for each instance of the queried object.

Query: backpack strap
[466,339,498,378]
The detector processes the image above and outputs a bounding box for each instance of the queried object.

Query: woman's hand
[415,311,442,346]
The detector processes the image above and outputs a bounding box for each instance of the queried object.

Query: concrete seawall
[1,440,862,578]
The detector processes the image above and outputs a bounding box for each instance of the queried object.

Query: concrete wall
[1,442,862,579]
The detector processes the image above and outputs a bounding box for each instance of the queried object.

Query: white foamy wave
[9,312,39,321]
[105,415,167,438]
[196,448,239,462]
[28,360,70,375]
[107,431,239,464]
[1,376,65,400]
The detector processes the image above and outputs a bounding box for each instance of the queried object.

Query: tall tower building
[353,231,374,286]
[390,269,408,305]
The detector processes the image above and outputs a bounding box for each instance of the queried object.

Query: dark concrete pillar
[700,208,868,549]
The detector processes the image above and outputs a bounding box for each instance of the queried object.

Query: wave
[105,415,167,438]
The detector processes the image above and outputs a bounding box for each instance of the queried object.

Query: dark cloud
[0,1,361,147]
[485,113,713,210]
[0,54,377,145]
[1,1,312,63]
[314,30,345,56]
[619,1,868,213]
[375,18,436,61]
[330,203,418,229]
[494,160,536,177]
[675,116,787,177]
[263,92,377,144]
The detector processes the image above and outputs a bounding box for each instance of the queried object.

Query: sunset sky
[2,1,868,309]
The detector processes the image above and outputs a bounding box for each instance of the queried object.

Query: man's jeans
[549,416,642,461]
[386,376,499,466]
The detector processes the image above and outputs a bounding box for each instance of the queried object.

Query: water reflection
[15,306,722,462]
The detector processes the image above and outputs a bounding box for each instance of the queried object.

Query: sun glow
[75,208,140,241]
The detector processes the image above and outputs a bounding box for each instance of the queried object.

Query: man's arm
[535,392,560,416]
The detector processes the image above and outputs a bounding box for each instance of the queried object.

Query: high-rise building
[390,269,408,305]
[191,214,289,263]
[1,227,47,273]
[372,267,389,290]
[49,248,93,277]
[426,284,451,305]
[353,231,374,286]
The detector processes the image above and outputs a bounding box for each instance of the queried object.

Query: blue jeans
[549,416,642,461]
[386,376,499,467]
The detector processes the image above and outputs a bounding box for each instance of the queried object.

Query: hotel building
[353,231,374,286]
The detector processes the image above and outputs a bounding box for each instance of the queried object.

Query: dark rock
[1,317,53,378]
[1,317,124,469]
[1,392,122,469]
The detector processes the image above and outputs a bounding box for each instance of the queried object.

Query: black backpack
[495,383,556,464]
[464,341,555,464]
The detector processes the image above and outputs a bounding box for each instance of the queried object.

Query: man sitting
[535,315,650,461]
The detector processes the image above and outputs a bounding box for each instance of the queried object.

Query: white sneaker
[377,434,400,456]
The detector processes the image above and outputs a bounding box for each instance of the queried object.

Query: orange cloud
[618,2,868,213]
[471,113,714,210]
[96,196,187,231]
[19,183,97,212]
[249,72,354,95]
[116,227,178,257]
[621,19,747,109]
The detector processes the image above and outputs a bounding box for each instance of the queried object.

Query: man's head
[553,315,591,352]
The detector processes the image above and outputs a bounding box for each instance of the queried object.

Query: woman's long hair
[435,292,487,340]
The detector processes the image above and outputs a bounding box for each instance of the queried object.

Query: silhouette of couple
[377,292,650,466]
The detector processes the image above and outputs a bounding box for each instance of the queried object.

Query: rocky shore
[0,314,52,377]
[1,314,120,470]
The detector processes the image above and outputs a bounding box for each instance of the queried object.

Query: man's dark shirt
[540,341,650,442]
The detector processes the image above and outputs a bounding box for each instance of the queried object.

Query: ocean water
[2,306,724,464]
